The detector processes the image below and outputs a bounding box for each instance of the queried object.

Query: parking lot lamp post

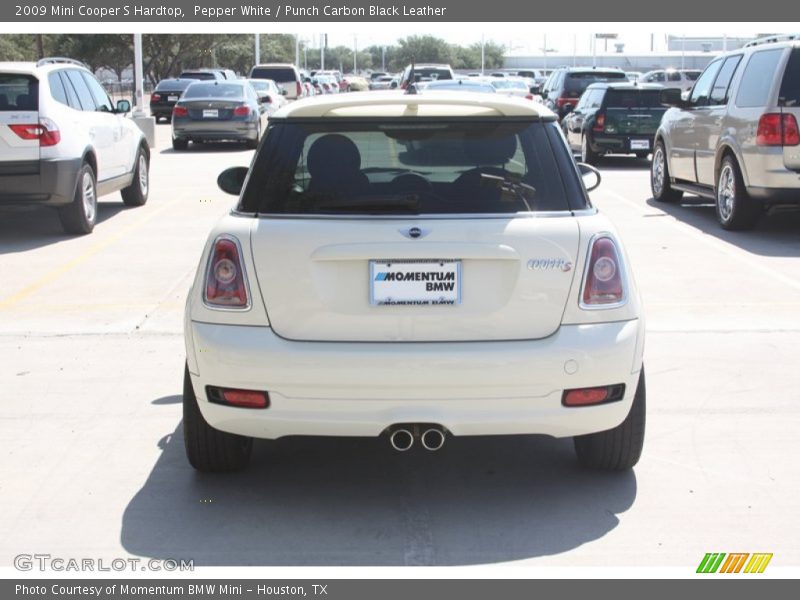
[255,33,260,65]
[131,33,155,148]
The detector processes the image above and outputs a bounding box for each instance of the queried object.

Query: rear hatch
[180,82,247,120]
[779,47,800,170]
[240,117,586,342]
[0,72,39,175]
[603,88,666,135]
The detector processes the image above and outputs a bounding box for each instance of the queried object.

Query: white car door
[81,71,134,177]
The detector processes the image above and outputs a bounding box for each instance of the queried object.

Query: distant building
[666,35,758,52]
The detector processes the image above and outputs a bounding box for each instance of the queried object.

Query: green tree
[393,35,453,70]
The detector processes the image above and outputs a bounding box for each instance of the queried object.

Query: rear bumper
[173,120,257,141]
[591,134,654,154]
[0,157,80,207]
[187,319,643,440]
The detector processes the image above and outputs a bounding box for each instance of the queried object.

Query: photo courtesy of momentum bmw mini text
[0,0,798,595]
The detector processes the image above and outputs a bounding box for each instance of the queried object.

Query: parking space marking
[0,201,178,311]
[600,190,800,292]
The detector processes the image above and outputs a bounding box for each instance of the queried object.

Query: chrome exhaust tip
[421,427,446,451]
[389,428,414,452]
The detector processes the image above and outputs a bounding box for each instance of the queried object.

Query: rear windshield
[565,71,627,93]
[779,48,800,107]
[0,74,38,111]
[605,89,664,108]
[180,71,217,80]
[251,67,297,82]
[155,79,193,91]
[413,68,453,81]
[238,120,584,215]
[183,83,243,99]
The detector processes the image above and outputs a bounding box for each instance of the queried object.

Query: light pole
[354,35,358,74]
[381,46,386,71]
[255,33,260,65]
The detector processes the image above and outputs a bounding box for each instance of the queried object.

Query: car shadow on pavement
[0,203,130,254]
[645,196,800,258]
[120,421,638,566]
[591,156,652,172]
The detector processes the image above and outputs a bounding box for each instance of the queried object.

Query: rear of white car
[184,93,645,473]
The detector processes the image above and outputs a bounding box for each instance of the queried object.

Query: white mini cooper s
[183,92,646,472]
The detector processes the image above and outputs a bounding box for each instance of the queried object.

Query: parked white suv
[640,68,701,92]
[183,93,646,473]
[0,58,150,234]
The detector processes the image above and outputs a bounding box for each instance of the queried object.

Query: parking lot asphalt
[1,126,799,568]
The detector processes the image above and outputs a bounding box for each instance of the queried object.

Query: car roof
[272,91,554,119]
[586,82,664,90]
[0,61,89,76]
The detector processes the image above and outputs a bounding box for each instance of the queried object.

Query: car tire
[651,140,683,202]
[183,364,253,473]
[580,134,599,165]
[573,368,646,471]
[716,156,761,231]
[121,146,149,207]
[58,163,97,235]
[172,137,188,151]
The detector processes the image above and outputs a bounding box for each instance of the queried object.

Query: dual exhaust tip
[389,426,446,452]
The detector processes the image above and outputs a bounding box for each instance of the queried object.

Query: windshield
[251,67,296,82]
[605,89,664,108]
[183,83,244,99]
[238,120,581,215]
[565,71,627,93]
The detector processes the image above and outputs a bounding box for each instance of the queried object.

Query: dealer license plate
[370,260,461,306]
[202,109,218,118]
[631,139,650,150]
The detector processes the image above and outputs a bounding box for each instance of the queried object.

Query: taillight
[581,235,625,308]
[206,386,269,409]
[9,117,60,146]
[756,112,800,146]
[296,81,302,97]
[151,93,161,102]
[525,94,534,100]
[233,105,250,116]
[593,113,606,132]
[204,236,249,308]
[173,105,188,117]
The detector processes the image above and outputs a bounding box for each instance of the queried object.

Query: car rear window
[415,68,453,81]
[684,71,701,81]
[0,74,38,111]
[183,83,243,99]
[605,89,663,108]
[565,71,627,93]
[181,71,217,80]
[239,120,584,215]
[779,48,800,107]
[155,79,193,91]
[251,67,297,82]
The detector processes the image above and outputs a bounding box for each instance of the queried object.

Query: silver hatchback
[652,35,800,230]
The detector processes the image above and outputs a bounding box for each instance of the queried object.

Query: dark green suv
[562,82,667,164]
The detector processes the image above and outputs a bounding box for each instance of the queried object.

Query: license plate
[202,109,218,118]
[631,139,650,150]
[370,260,461,306]
[168,95,179,102]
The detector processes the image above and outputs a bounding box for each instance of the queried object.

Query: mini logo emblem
[400,226,427,239]
[409,227,422,238]
[527,258,572,272]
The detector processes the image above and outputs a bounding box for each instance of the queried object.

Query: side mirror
[577,162,601,192]
[217,166,249,196]
[116,99,131,114]
[660,87,684,107]
[530,85,541,95]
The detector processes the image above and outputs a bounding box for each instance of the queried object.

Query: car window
[647,72,665,83]
[80,72,114,112]
[605,89,663,108]
[565,72,626,94]
[667,71,682,82]
[0,73,37,111]
[778,48,800,107]
[689,60,722,106]
[57,71,81,109]
[184,83,244,99]
[251,67,297,83]
[709,55,743,106]
[47,72,68,107]
[239,120,576,215]
[64,69,97,111]
[684,71,701,81]
[181,71,217,80]
[736,49,784,108]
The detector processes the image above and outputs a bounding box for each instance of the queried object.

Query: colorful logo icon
[696,553,773,574]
